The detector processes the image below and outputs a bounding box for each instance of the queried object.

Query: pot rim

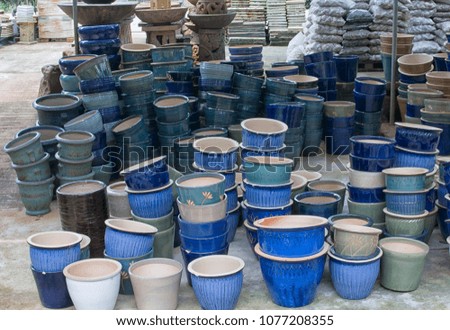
[33,93,81,112]
[243,219,257,231]
[294,191,341,205]
[105,218,158,234]
[128,257,183,280]
[307,179,346,192]
[254,215,328,230]
[328,213,373,226]
[11,152,50,169]
[64,110,101,128]
[107,181,127,193]
[328,246,383,264]
[241,118,288,135]
[254,242,330,262]
[103,248,154,261]
[120,155,167,176]
[383,207,429,219]
[382,167,429,176]
[4,131,41,153]
[55,152,94,165]
[131,207,174,221]
[291,170,322,182]
[27,230,82,249]
[291,173,308,190]
[193,136,239,153]
[63,258,122,282]
[56,130,95,145]
[56,179,106,196]
[192,162,238,173]
[333,223,382,235]
[176,194,227,210]
[383,188,428,194]
[395,121,443,133]
[243,178,293,188]
[175,172,225,189]
[378,237,430,256]
[239,142,286,152]
[187,255,245,278]
[243,198,293,210]
[16,174,55,186]
[125,179,173,194]
[243,155,293,166]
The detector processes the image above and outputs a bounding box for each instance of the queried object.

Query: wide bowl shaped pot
[176,195,227,223]
[294,191,341,218]
[254,215,327,258]
[255,243,329,308]
[354,77,387,95]
[350,153,394,172]
[382,167,428,191]
[153,95,190,123]
[244,199,293,224]
[393,146,438,172]
[241,118,288,150]
[347,164,386,188]
[56,131,95,161]
[11,152,51,182]
[125,180,174,218]
[4,131,45,165]
[120,156,169,191]
[384,208,427,236]
[179,229,228,253]
[175,172,226,206]
[59,54,97,75]
[384,189,427,215]
[178,215,228,239]
[350,135,396,159]
[395,122,442,153]
[242,156,293,185]
[243,179,292,208]
[193,137,239,171]
[333,223,382,258]
[347,183,385,203]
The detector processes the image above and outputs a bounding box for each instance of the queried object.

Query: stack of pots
[284,74,319,96]
[405,88,443,125]
[333,55,359,102]
[4,132,54,215]
[232,73,264,121]
[264,78,296,114]
[204,91,240,128]
[379,33,414,82]
[426,71,450,98]
[175,172,229,285]
[353,77,387,136]
[58,54,95,96]
[27,231,82,308]
[226,44,264,77]
[253,215,329,307]
[150,46,191,94]
[347,136,396,228]
[78,24,121,70]
[323,101,355,155]
[266,102,305,160]
[103,218,157,295]
[328,223,383,300]
[153,94,191,166]
[192,137,240,242]
[55,131,96,186]
[120,43,155,71]
[421,98,450,156]
[294,94,324,155]
[304,51,337,101]
[121,156,175,259]
[265,65,299,79]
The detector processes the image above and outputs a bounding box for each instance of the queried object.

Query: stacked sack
[353,77,387,135]
[175,172,230,285]
[123,155,175,258]
[225,44,265,77]
[192,136,241,242]
[4,132,54,216]
[240,118,292,225]
[232,73,264,121]
[433,1,450,51]
[58,54,95,96]
[78,24,121,70]
[341,9,373,61]
[347,136,395,228]
[304,51,337,101]
[294,94,324,155]
[304,0,351,54]
[406,0,440,54]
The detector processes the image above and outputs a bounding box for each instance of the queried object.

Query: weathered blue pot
[63,109,104,134]
[151,46,185,62]
[119,70,154,96]
[334,55,359,83]
[79,38,121,56]
[12,152,51,182]
[56,131,95,161]
[73,54,112,80]
[16,175,55,215]
[59,74,81,93]
[121,43,154,63]
[354,77,387,95]
[266,102,305,128]
[121,156,169,191]
[55,152,94,177]
[153,95,190,123]
[79,76,116,94]
[382,167,428,191]
[4,132,45,165]
[112,115,149,145]
[31,267,73,309]
[156,115,190,136]
[395,122,442,153]
[16,125,65,160]
[347,183,385,203]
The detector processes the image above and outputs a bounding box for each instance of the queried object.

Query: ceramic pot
[129,258,183,310]
[307,180,346,213]
[119,70,154,95]
[395,122,442,153]
[328,214,373,238]
[350,153,395,172]
[179,230,228,253]
[255,243,328,308]
[63,258,122,310]
[347,166,385,189]
[193,137,239,171]
[27,230,82,272]
[241,118,288,150]
[384,189,427,215]
[384,208,427,236]
[55,152,94,177]
[175,172,226,206]
[152,223,175,258]
[243,179,292,208]
[106,181,132,218]
[4,132,45,166]
[59,54,97,75]
[31,267,73,309]
[17,175,55,216]
[56,131,95,161]
[243,156,293,185]
[176,195,227,223]
[16,125,65,160]
[379,237,429,292]
[120,156,169,191]
[294,191,341,218]
[394,145,438,172]
[132,208,174,232]
[32,94,85,127]
[347,199,386,224]
[382,167,428,191]
[153,95,190,123]
[188,255,245,310]
[244,199,293,224]
[333,223,382,258]
[11,152,51,182]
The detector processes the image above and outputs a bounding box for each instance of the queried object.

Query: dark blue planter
[394,146,437,172]
[78,24,120,41]
[350,153,394,172]
[354,77,387,95]
[395,122,442,153]
[347,183,385,203]
[406,103,422,118]
[399,72,427,84]
[305,61,336,78]
[79,76,116,94]
[324,115,354,129]
[33,94,85,128]
[266,102,305,128]
[31,267,73,309]
[434,54,448,71]
[354,89,386,113]
[58,54,96,75]
[334,55,359,83]
[79,38,121,56]
[294,191,341,218]
[421,118,450,156]
[245,200,292,224]
[304,51,333,64]
[350,135,396,159]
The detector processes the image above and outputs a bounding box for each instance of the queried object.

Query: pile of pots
[404,88,443,126]
[120,43,154,71]
[353,77,387,136]
[4,132,55,215]
[380,33,413,82]
[58,54,95,96]
[304,51,337,101]
[284,74,319,96]
[226,44,264,77]
[323,101,355,155]
[294,94,324,155]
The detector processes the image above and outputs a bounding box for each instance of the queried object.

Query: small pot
[333,223,382,258]
[153,94,190,123]
[55,152,94,177]
[175,172,226,206]
[384,188,427,215]
[307,179,346,213]
[16,175,55,216]
[244,199,293,224]
[243,156,293,185]
[176,195,227,223]
[120,156,169,191]
[350,135,396,159]
[63,110,104,134]
[56,131,95,161]
[294,191,341,218]
[179,230,229,253]
[395,122,442,153]
[193,137,239,171]
[382,167,428,191]
[106,181,132,218]
[241,118,288,150]
[11,152,51,182]
[243,179,292,208]
[31,267,73,309]
[4,132,45,166]
[33,94,84,127]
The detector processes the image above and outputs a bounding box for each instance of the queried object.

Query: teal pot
[175,172,226,206]
[382,167,428,191]
[379,237,429,292]
[156,115,190,136]
[119,69,154,96]
[59,74,81,93]
[11,152,51,182]
[56,152,94,177]
[307,179,347,214]
[150,60,189,78]
[16,175,55,216]
[56,170,95,186]
[152,223,175,258]
[82,91,119,112]
[16,125,65,160]
[347,199,386,224]
[384,208,427,236]
[63,110,104,134]
[104,249,154,295]
[32,94,85,127]
[112,115,149,144]
[56,131,95,161]
[153,95,190,123]
[121,43,155,63]
[72,54,112,80]
[4,132,45,165]
[243,156,293,185]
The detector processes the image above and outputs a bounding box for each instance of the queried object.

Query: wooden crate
[37,0,73,40]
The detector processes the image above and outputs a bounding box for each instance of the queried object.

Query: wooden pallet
[358,60,383,72]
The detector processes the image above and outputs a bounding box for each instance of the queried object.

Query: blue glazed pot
[245,199,293,224]
[119,70,154,96]
[229,53,263,62]
[421,118,450,156]
[27,230,82,272]
[406,103,422,118]
[79,38,121,55]
[350,153,395,172]
[122,90,156,107]
[226,204,240,243]
[354,110,382,124]
[354,89,386,113]
[255,243,328,307]
[153,95,190,123]
[167,70,193,82]
[98,105,121,123]
[17,175,55,216]
[382,167,428,191]
[180,229,228,253]
[243,219,258,253]
[266,102,305,128]
[433,53,448,71]
[328,246,382,300]
[204,107,236,127]
[193,163,237,189]
[59,74,81,93]
[55,152,94,177]
[395,122,442,152]
[193,137,239,171]
[104,219,157,258]
[206,91,240,110]
[72,54,112,80]
[112,115,149,145]
[304,51,333,64]
[16,125,65,160]
[31,267,73,309]
[265,66,299,78]
[156,115,190,136]
[333,55,359,83]
[120,156,169,191]
[232,72,264,91]
[78,24,120,40]
[394,146,437,172]
[293,93,324,114]
[58,54,97,75]
[151,46,185,62]
[121,43,154,63]
[294,191,341,218]
[242,156,293,185]
[225,185,238,212]
[254,215,327,258]
[64,110,104,134]
[241,118,288,150]
[317,77,337,91]
[175,172,226,206]
[151,60,190,78]
[347,183,385,203]
[12,152,51,182]
[244,179,292,208]
[178,215,228,239]
[229,44,263,55]
[126,180,174,218]
[3,131,43,165]
[265,78,297,96]
[350,135,396,159]
[354,77,387,95]
[189,256,244,310]
[82,90,119,112]
[79,76,116,94]
[384,189,427,215]
[166,81,194,96]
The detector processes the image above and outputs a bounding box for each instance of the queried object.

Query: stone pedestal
[197,28,225,61]
[139,23,181,46]
[120,16,134,45]
[18,20,37,44]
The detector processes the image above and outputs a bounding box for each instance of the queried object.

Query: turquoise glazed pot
[32,94,85,127]
[243,156,293,185]
[55,152,94,177]
[56,131,95,161]
[383,167,428,191]
[11,152,51,182]
[16,125,65,160]
[4,132,45,165]
[16,175,55,215]
[175,172,226,206]
[153,94,190,123]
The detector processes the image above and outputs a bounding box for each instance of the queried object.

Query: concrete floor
[1,24,450,311]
